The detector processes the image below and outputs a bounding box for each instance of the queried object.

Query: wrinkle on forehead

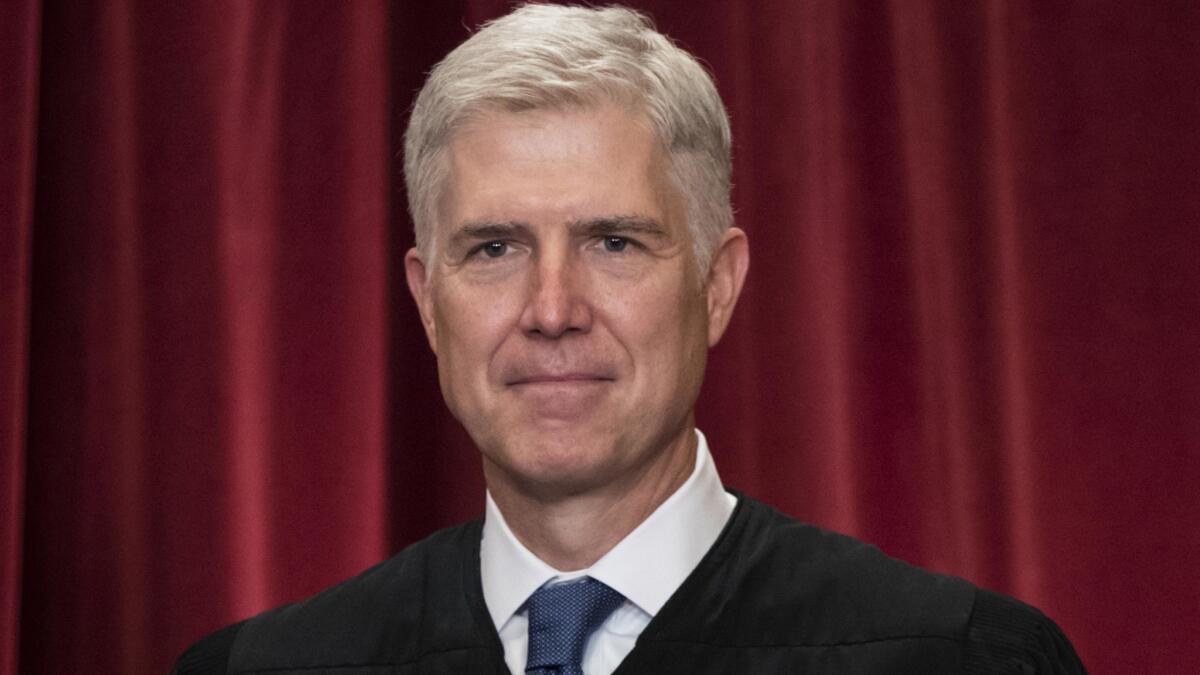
[436,105,682,241]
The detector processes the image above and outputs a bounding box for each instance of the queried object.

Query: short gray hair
[403,3,733,274]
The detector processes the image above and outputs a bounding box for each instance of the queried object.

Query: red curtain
[3,2,1197,673]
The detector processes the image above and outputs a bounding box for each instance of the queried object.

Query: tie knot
[525,577,625,674]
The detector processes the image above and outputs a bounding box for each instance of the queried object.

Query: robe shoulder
[171,520,497,674]
[651,496,978,646]
[173,620,241,675]
[636,496,1085,673]
[963,587,1086,673]
[173,497,1086,674]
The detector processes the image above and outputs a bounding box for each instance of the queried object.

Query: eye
[602,236,629,253]
[480,241,508,258]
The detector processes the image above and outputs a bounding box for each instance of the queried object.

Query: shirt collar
[479,429,735,630]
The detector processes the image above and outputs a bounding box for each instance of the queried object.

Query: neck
[486,427,698,571]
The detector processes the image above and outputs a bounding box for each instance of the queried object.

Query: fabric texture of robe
[174,494,1085,674]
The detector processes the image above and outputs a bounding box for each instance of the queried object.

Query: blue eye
[481,241,508,258]
[603,236,628,252]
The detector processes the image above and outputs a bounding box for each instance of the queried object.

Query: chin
[486,432,624,498]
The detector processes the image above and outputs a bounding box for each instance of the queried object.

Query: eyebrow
[568,215,669,239]
[448,220,533,248]
[446,214,669,249]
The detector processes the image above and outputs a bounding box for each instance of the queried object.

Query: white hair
[403,3,733,274]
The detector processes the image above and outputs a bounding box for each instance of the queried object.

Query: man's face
[406,105,733,499]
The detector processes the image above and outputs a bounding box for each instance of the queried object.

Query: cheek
[605,276,704,366]
[433,286,521,381]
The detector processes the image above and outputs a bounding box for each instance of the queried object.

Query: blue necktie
[524,577,625,675]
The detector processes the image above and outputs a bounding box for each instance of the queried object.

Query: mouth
[507,373,614,386]
[504,373,613,421]
[508,372,619,389]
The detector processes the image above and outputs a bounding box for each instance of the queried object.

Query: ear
[704,227,749,347]
[404,247,438,354]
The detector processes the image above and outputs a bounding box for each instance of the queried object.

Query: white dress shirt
[480,429,737,675]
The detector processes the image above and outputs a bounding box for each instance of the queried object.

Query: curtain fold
[0,1,40,671]
[18,2,393,672]
[3,2,1197,673]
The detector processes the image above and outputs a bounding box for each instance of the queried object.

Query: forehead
[437,106,679,231]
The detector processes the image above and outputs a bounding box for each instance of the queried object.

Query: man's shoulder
[173,620,243,675]
[687,496,978,643]
[172,520,487,675]
[648,495,1084,671]
[961,586,1085,672]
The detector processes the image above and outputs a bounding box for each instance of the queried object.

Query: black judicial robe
[175,495,1085,674]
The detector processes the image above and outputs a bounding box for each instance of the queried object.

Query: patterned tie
[524,577,625,675]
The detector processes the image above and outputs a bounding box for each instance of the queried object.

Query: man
[177,5,1084,673]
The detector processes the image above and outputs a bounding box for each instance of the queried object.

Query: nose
[518,252,592,338]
